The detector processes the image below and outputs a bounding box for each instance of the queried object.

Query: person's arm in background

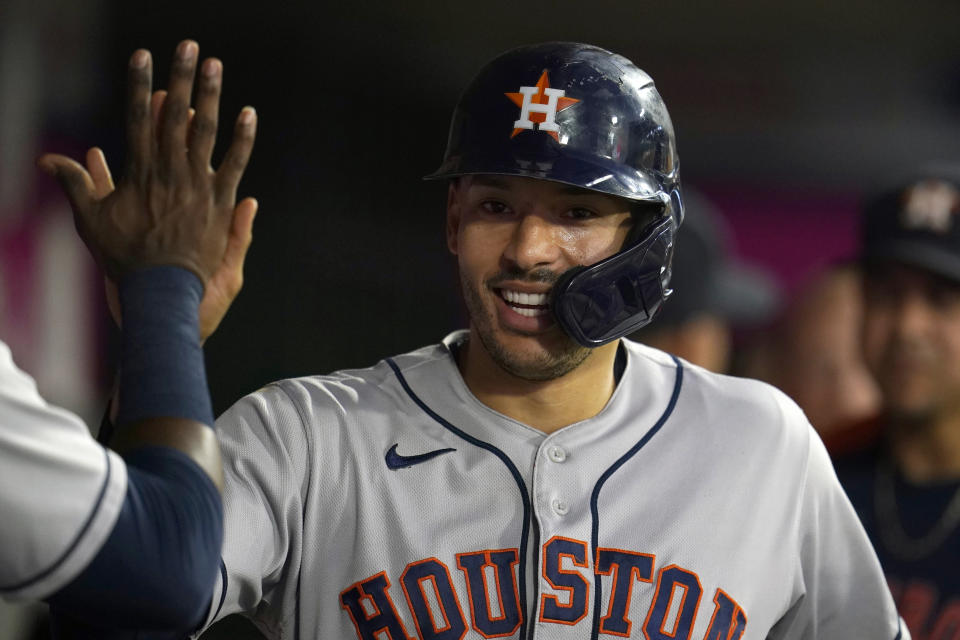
[0,39,256,636]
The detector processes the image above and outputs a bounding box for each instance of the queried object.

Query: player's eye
[480,200,512,215]
[566,207,597,221]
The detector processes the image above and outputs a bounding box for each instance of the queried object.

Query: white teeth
[502,290,548,305]
[510,306,548,317]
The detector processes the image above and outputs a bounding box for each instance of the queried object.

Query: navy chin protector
[427,42,683,347]
[552,216,676,347]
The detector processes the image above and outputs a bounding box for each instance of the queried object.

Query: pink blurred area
[705,185,862,296]
[0,3,108,435]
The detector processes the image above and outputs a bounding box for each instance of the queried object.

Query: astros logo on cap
[505,71,579,141]
[900,179,960,234]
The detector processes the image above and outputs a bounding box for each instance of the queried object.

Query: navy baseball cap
[860,170,960,282]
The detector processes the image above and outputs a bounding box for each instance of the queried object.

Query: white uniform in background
[0,340,127,602]
[201,331,906,640]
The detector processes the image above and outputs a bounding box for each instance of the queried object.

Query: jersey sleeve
[197,381,312,637]
[770,399,908,640]
[0,340,127,601]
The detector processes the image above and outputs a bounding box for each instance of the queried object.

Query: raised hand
[38,40,257,290]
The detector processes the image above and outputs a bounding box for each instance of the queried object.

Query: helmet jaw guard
[551,216,677,347]
[428,42,683,347]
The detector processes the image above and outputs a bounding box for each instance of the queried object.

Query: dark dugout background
[3,0,960,637]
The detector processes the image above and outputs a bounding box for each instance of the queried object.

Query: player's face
[861,263,960,422]
[446,175,633,380]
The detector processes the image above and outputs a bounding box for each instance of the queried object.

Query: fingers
[189,58,222,170]
[216,107,257,202]
[125,49,153,178]
[152,90,198,149]
[223,197,258,274]
[151,89,167,129]
[86,147,115,199]
[37,153,97,218]
[218,197,257,308]
[196,197,257,341]
[157,40,198,176]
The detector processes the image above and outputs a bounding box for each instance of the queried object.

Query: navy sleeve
[46,446,223,636]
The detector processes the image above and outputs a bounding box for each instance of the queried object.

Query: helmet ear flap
[627,201,669,246]
[552,217,677,346]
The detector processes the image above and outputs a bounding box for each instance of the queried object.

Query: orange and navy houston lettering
[540,536,591,625]
[340,571,413,640]
[642,565,703,640]
[400,558,468,640]
[340,546,748,639]
[595,548,655,637]
[455,549,522,638]
[702,589,747,640]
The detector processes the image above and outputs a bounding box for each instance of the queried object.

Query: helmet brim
[424,148,673,208]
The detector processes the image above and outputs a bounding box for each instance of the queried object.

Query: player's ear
[446,180,462,255]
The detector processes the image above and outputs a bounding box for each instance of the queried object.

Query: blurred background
[2,0,960,636]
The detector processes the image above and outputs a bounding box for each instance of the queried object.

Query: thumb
[222,197,258,273]
[37,153,97,221]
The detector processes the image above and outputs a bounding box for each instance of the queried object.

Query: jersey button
[547,446,567,463]
[552,498,569,515]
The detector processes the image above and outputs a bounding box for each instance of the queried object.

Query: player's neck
[457,334,619,434]
[888,410,960,483]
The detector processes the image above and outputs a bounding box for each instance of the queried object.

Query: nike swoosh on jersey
[385,443,456,470]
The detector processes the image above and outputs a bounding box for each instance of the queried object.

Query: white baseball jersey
[0,339,127,601]
[202,331,905,639]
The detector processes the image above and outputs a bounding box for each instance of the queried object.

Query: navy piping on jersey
[385,357,534,640]
[588,355,684,640]
[210,559,228,622]
[528,514,542,638]
[0,447,113,593]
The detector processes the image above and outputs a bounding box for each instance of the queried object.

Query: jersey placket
[529,432,596,638]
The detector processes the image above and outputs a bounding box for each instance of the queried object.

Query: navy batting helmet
[426,42,683,346]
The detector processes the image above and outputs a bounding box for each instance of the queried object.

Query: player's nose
[891,292,937,339]
[502,212,562,270]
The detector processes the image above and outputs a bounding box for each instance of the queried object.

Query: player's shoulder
[623,339,803,412]
[623,339,813,442]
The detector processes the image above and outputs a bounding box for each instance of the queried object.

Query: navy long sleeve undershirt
[47,446,222,638]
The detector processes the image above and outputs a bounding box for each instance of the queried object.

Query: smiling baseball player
[172,42,908,640]
[41,41,902,639]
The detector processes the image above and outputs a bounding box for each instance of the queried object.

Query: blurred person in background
[629,188,779,373]
[834,171,960,639]
[743,263,882,439]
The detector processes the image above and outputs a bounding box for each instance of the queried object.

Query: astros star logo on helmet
[505,70,579,141]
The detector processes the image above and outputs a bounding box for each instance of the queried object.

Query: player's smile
[493,286,554,331]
